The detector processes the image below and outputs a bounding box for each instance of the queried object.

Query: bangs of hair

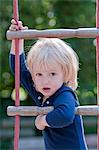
[31,47,63,72]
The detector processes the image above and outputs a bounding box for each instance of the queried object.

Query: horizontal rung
[7,105,99,116]
[7,106,54,116]
[6,28,99,40]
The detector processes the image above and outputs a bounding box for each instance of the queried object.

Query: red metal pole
[13,0,20,150]
[96,0,99,150]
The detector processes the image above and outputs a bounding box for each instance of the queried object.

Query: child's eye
[36,73,42,76]
[50,73,56,76]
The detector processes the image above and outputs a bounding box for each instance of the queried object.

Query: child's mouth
[43,87,51,92]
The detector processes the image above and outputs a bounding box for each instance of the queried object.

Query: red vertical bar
[13,0,20,150]
[96,0,99,150]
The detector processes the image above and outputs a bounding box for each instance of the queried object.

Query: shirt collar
[45,83,73,101]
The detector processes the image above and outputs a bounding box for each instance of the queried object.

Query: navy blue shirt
[9,53,88,150]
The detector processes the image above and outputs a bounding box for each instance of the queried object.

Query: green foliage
[0,1,97,149]
[0,0,97,107]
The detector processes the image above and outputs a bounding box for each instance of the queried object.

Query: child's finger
[22,26,28,30]
[9,24,19,31]
[9,27,17,31]
[18,21,24,29]
[11,19,17,25]
[10,19,28,31]
[19,26,28,30]
[18,21,23,26]
[11,19,23,26]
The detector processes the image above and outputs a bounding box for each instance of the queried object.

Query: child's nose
[43,76,49,84]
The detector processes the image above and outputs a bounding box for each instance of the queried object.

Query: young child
[9,19,88,150]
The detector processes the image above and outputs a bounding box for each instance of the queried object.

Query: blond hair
[27,38,79,90]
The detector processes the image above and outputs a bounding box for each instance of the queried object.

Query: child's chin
[43,93,51,97]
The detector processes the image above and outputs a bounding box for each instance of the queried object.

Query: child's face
[33,62,64,99]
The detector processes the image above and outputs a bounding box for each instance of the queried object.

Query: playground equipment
[6,0,99,150]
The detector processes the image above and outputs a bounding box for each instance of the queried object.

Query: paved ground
[19,137,45,150]
[86,134,97,149]
[19,135,97,150]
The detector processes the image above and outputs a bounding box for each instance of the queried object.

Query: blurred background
[0,0,98,149]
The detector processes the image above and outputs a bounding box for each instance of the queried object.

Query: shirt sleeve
[46,91,75,128]
[9,52,39,104]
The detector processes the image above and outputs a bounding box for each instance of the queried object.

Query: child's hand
[9,19,28,31]
[35,115,50,130]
